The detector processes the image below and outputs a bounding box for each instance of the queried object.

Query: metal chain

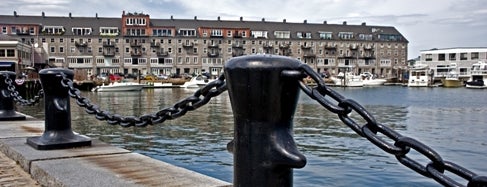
[60,72,227,127]
[296,64,487,187]
[2,74,44,106]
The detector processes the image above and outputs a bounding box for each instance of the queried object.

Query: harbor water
[17,86,487,187]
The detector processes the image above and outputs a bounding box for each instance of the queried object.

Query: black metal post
[0,71,26,120]
[27,68,91,150]
[225,55,307,187]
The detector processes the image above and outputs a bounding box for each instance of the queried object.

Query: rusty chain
[296,64,487,187]
[2,74,44,106]
[60,72,227,127]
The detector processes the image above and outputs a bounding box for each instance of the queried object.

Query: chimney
[304,19,307,24]
[323,20,327,24]
[122,10,125,15]
[13,11,18,17]
[262,18,265,22]
[240,16,243,21]
[361,22,366,26]
[42,12,45,18]
[96,13,98,19]
[170,15,173,20]
[283,19,286,23]
[217,16,220,21]
[69,12,72,18]
[343,21,347,25]
[194,16,197,20]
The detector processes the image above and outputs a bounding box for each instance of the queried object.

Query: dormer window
[72,27,92,35]
[100,27,119,36]
[42,26,65,35]
[251,31,268,38]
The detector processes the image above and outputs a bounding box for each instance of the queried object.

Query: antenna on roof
[218,16,221,21]
[194,16,197,20]
[170,15,174,20]
[69,12,72,18]
[283,19,286,23]
[304,20,307,24]
[42,12,45,18]
[13,11,18,17]
[262,18,265,22]
[240,16,243,21]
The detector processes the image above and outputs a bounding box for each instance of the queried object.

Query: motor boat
[92,81,145,92]
[407,64,431,87]
[360,72,387,86]
[330,71,364,87]
[465,61,487,89]
[180,75,215,88]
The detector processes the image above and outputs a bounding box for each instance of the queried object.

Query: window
[338,32,354,39]
[6,49,15,57]
[1,27,6,34]
[274,31,290,39]
[296,32,311,39]
[42,26,65,35]
[251,31,268,38]
[72,27,92,35]
[125,18,146,26]
[460,53,467,60]
[153,28,173,36]
[358,34,373,40]
[471,52,479,60]
[99,27,119,36]
[438,54,445,61]
[178,29,196,37]
[211,29,223,37]
[50,47,55,53]
[449,53,456,61]
[59,47,64,53]
[319,32,332,39]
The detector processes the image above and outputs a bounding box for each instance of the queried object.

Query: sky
[2,0,487,59]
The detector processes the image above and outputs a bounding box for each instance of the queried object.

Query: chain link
[297,64,487,187]
[2,74,44,106]
[60,72,227,127]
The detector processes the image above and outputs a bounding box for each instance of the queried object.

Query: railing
[1,55,486,187]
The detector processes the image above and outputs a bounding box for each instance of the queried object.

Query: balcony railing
[207,52,220,57]
[183,42,194,48]
[130,51,142,56]
[156,51,169,57]
[102,42,115,47]
[130,42,142,47]
[103,51,116,57]
[75,41,88,47]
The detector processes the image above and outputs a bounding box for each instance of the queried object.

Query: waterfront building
[0,11,408,80]
[418,47,487,82]
[0,34,34,74]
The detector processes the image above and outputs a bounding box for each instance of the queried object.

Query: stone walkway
[0,151,39,186]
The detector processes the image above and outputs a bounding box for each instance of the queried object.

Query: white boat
[407,64,431,87]
[330,71,364,87]
[360,72,387,86]
[441,63,464,88]
[92,82,145,92]
[465,61,487,89]
[180,75,215,88]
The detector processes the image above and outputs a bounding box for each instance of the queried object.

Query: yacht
[180,75,215,88]
[408,64,431,87]
[360,72,387,86]
[92,81,145,92]
[441,63,464,88]
[465,61,487,89]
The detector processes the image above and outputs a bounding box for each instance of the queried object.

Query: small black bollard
[0,71,26,121]
[225,55,307,187]
[27,68,91,150]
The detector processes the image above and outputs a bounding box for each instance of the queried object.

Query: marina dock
[0,115,230,187]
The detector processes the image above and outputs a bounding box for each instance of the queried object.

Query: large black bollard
[0,71,26,120]
[27,68,91,150]
[225,55,307,187]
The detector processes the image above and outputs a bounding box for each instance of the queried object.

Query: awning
[0,62,15,67]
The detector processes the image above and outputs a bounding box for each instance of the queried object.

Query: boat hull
[94,82,145,92]
[441,79,464,88]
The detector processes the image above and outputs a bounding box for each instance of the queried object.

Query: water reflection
[16,86,487,187]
